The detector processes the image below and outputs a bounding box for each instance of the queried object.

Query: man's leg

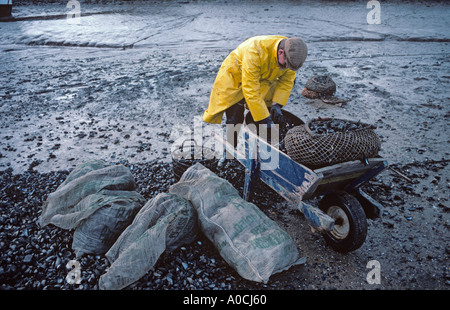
[218,101,245,166]
[225,101,245,147]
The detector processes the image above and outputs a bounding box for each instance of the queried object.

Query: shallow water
[3,1,449,49]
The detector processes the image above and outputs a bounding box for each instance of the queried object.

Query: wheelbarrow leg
[243,157,259,201]
[243,131,259,201]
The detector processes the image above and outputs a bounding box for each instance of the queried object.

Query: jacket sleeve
[272,70,296,107]
[241,46,271,122]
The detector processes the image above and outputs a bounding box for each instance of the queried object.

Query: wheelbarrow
[213,110,388,253]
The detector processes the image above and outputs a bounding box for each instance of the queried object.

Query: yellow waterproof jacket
[203,35,297,124]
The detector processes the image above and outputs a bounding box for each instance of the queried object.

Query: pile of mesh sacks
[39,161,305,290]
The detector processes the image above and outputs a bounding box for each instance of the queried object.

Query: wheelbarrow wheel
[318,191,367,253]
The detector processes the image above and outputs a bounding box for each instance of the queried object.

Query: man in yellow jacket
[203,35,307,151]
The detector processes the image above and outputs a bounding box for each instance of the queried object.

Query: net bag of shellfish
[284,118,381,169]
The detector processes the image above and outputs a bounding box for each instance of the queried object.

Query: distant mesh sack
[284,119,381,169]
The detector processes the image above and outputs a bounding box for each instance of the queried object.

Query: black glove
[256,116,275,145]
[270,103,286,126]
[256,115,274,126]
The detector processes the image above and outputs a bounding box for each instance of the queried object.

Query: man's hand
[256,116,276,145]
[270,103,286,126]
[257,115,274,126]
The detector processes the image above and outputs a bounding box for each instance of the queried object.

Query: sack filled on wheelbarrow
[284,118,381,169]
[169,163,306,283]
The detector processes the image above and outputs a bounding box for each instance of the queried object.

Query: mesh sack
[284,118,381,169]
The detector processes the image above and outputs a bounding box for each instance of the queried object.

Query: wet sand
[0,0,449,290]
[1,1,449,173]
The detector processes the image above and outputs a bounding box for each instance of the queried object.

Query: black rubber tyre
[318,191,367,253]
[305,75,336,95]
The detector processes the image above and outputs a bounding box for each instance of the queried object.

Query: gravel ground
[0,158,448,291]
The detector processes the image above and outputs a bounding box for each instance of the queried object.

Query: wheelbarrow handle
[298,201,335,233]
